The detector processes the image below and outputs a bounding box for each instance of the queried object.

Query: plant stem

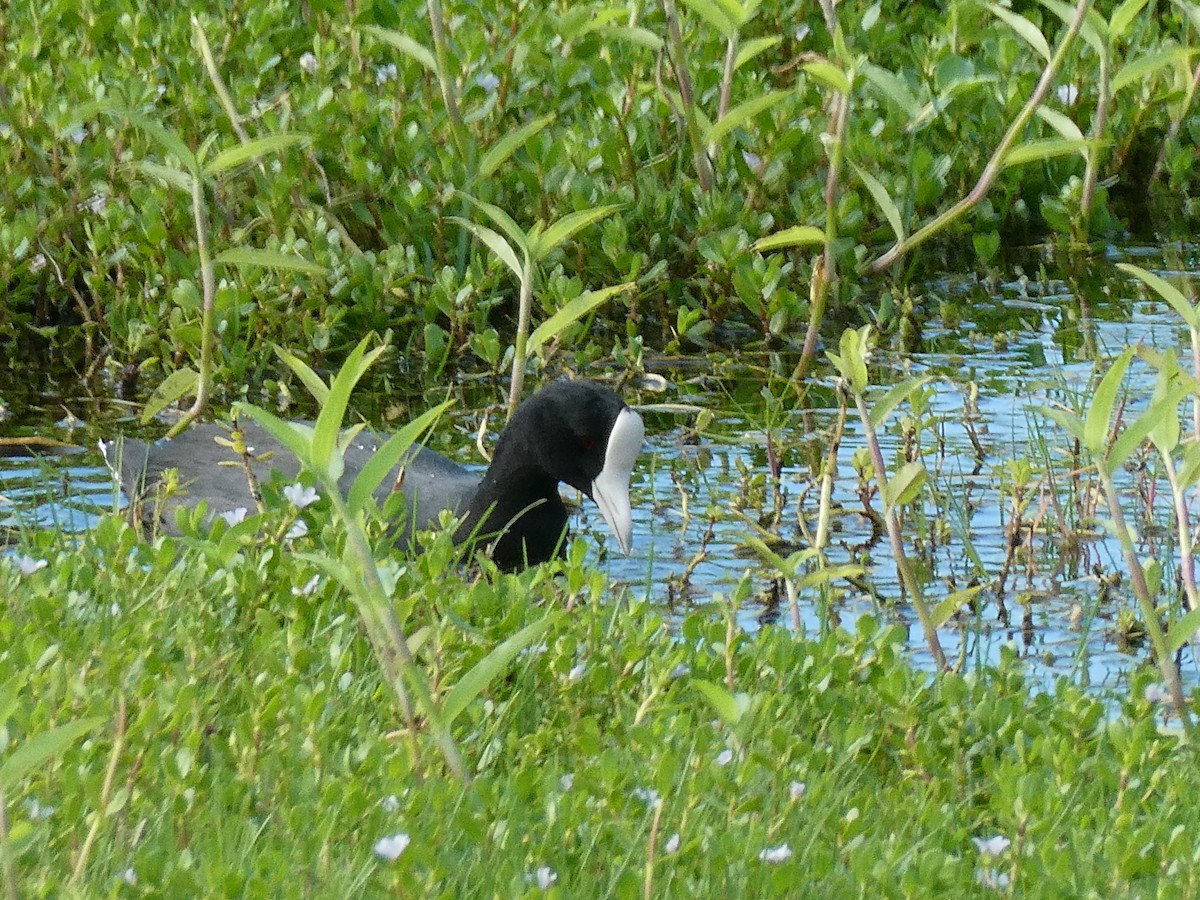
[0,787,15,900]
[193,17,249,143]
[1098,468,1194,737]
[853,390,947,669]
[718,33,738,121]
[507,268,533,420]
[661,0,714,191]
[168,173,216,437]
[1079,53,1110,237]
[427,0,466,159]
[70,697,127,884]
[867,0,1089,273]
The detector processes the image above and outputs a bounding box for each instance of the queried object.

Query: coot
[113,380,644,569]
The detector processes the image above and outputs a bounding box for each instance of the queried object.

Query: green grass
[3,514,1197,897]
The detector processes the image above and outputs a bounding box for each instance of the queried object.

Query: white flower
[375,63,398,84]
[1057,83,1079,106]
[299,52,318,74]
[85,194,106,214]
[534,867,556,890]
[568,662,586,683]
[1144,683,1170,704]
[476,72,500,92]
[292,575,321,597]
[155,83,167,98]
[977,867,1011,890]
[30,253,46,273]
[121,867,137,886]
[285,520,309,541]
[795,25,811,42]
[669,663,691,680]
[69,126,88,145]
[664,832,680,854]
[13,554,48,576]
[559,773,574,791]
[716,749,734,766]
[789,780,807,801]
[381,794,400,812]
[24,799,55,820]
[972,835,1011,857]
[283,482,320,508]
[633,787,660,806]
[373,833,410,861]
[219,507,248,526]
[759,843,792,864]
[742,150,763,172]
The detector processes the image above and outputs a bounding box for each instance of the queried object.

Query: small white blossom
[476,72,500,92]
[972,835,1011,857]
[24,799,55,820]
[219,507,248,526]
[664,832,680,854]
[633,787,660,806]
[567,662,587,683]
[759,843,792,864]
[30,253,46,273]
[742,150,762,172]
[299,52,318,74]
[795,25,811,42]
[375,63,398,84]
[85,194,106,214]
[373,833,410,861]
[292,575,321,597]
[559,773,574,791]
[283,482,320,508]
[381,794,400,812]
[716,749,734,766]
[534,867,556,890]
[1144,683,1170,704]
[13,554,48,576]
[155,83,167,99]
[285,520,309,541]
[69,126,88,145]
[977,867,1011,890]
[789,780,807,801]
[1057,83,1079,106]
[669,663,691,680]
[121,868,137,886]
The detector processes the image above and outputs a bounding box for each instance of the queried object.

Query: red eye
[579,435,596,450]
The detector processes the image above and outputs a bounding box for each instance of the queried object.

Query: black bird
[111,380,644,569]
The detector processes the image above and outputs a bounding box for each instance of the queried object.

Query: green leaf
[1084,348,1133,457]
[361,25,436,72]
[883,461,926,508]
[984,3,1051,61]
[203,133,310,176]
[742,534,788,572]
[531,205,622,261]
[593,25,664,50]
[1109,0,1150,38]
[1035,405,1086,442]
[861,63,921,119]
[869,376,931,428]
[108,108,199,174]
[274,345,330,406]
[1113,48,1200,95]
[141,368,198,424]
[448,218,526,285]
[313,337,387,480]
[931,584,987,628]
[705,90,791,149]
[294,550,358,596]
[1037,0,1108,57]
[478,114,555,179]
[1108,379,1188,475]
[735,36,781,71]
[1116,263,1199,328]
[0,718,105,789]
[802,60,852,94]
[215,247,327,276]
[1167,606,1200,654]
[527,283,635,356]
[442,613,563,725]
[1035,106,1084,142]
[835,326,871,394]
[1003,138,1094,168]
[1179,442,1200,489]
[137,160,193,193]
[753,225,826,252]
[347,401,454,515]
[455,194,529,254]
[851,162,905,244]
[678,0,739,37]
[692,679,750,726]
[235,404,316,465]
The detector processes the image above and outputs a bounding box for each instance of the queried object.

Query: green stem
[1079,51,1110,238]
[661,0,714,191]
[507,267,533,420]
[1098,467,1193,737]
[168,174,216,437]
[853,391,947,670]
[427,0,466,160]
[0,787,15,900]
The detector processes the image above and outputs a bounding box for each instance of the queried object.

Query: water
[4,245,1200,694]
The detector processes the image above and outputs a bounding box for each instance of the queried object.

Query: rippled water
[4,244,1200,693]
